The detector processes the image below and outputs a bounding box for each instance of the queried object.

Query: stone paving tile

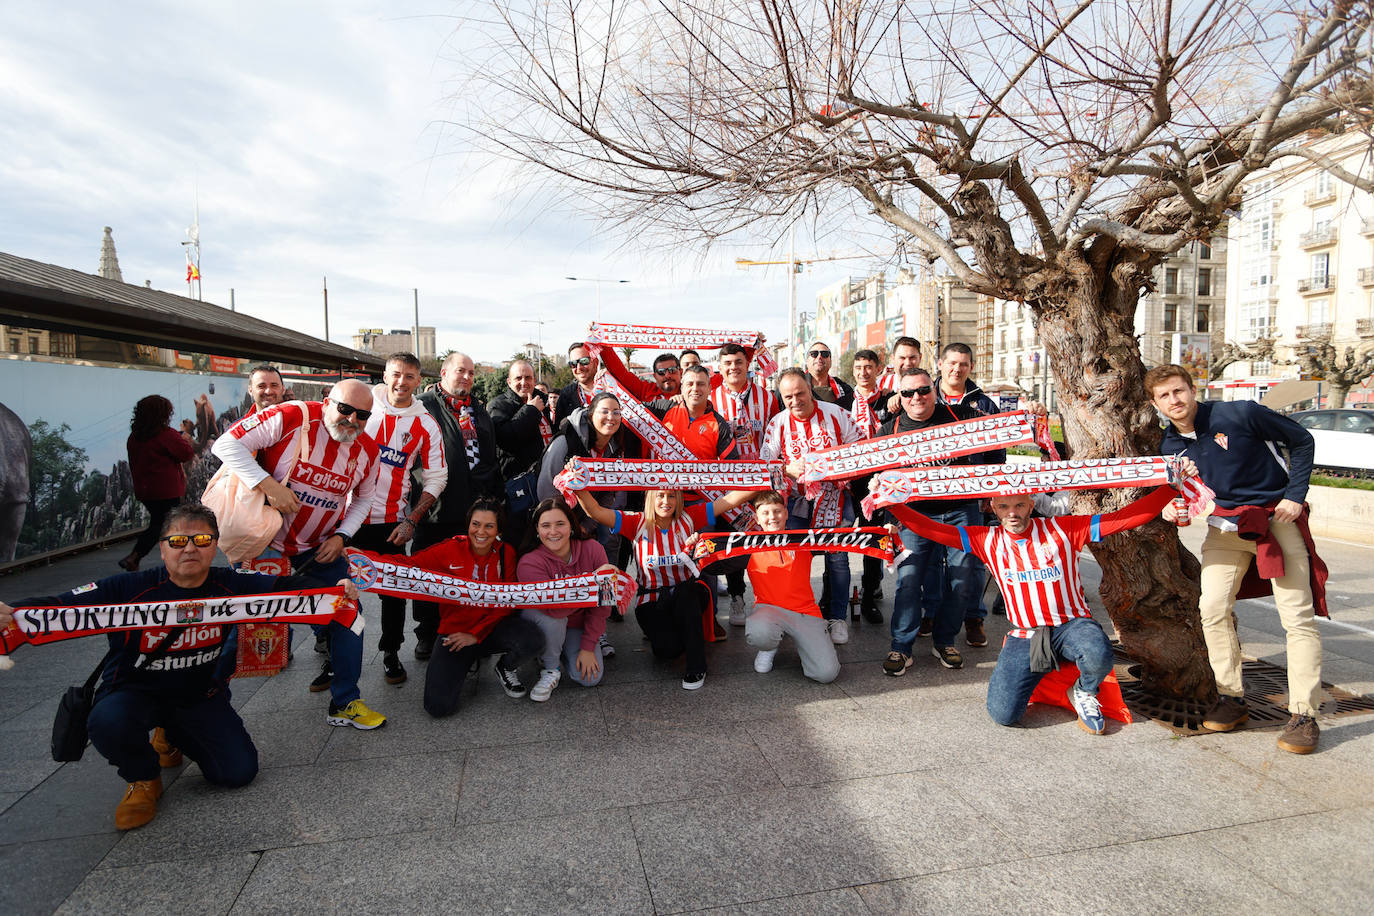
[0,833,120,916]
[0,726,65,794]
[0,754,158,844]
[108,752,464,861]
[314,676,606,762]
[1201,806,1374,916]
[600,668,858,734]
[855,829,1302,916]
[680,887,866,915]
[230,808,652,915]
[55,853,260,916]
[629,771,1019,913]
[833,655,1000,709]
[236,703,334,769]
[456,721,781,825]
[1,693,68,732]
[1189,715,1374,809]
[0,791,23,815]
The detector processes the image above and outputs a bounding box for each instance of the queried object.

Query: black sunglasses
[161,533,217,548]
[809,350,831,359]
[569,356,593,367]
[654,366,681,376]
[333,402,372,422]
[900,385,934,398]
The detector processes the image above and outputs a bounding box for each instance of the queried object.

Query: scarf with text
[1,588,359,662]
[592,371,757,530]
[851,390,880,439]
[553,456,783,504]
[692,526,906,570]
[587,322,761,351]
[347,550,639,616]
[803,411,1057,486]
[861,456,1215,515]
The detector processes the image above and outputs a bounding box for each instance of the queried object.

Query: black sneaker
[383,652,407,685]
[916,618,934,638]
[931,645,964,669]
[308,661,333,693]
[413,637,434,661]
[494,658,527,698]
[1276,714,1319,754]
[1201,695,1249,732]
[860,592,883,625]
[965,619,988,648]
[314,632,329,655]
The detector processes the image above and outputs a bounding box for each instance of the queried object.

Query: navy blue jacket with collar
[1158,400,1314,509]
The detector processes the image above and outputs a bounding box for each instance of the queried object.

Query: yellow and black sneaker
[326,699,387,730]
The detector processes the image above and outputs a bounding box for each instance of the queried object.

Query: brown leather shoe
[151,727,182,767]
[1201,695,1250,732]
[965,619,988,648]
[1276,714,1319,754]
[115,777,163,830]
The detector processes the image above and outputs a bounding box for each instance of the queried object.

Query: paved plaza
[1,528,1372,915]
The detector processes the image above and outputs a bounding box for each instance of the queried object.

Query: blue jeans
[88,684,258,785]
[291,546,364,708]
[892,502,980,651]
[985,617,1114,726]
[787,492,855,621]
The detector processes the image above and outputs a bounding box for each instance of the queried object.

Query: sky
[0,0,867,365]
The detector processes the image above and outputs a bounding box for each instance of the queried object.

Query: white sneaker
[529,668,561,702]
[754,649,777,673]
[714,578,729,596]
[598,633,615,658]
[729,594,747,626]
[828,619,849,645]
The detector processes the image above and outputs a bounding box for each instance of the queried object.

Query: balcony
[1358,318,1374,338]
[1297,276,1335,294]
[1303,186,1336,206]
[1299,226,1337,248]
[1362,218,1374,236]
[1296,323,1333,340]
[1360,267,1374,286]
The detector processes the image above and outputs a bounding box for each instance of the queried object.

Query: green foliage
[471,368,506,406]
[1311,474,1374,490]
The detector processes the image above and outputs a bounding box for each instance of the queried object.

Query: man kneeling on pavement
[887,462,1197,734]
[0,504,360,830]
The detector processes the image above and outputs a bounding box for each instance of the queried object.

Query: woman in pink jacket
[517,497,616,702]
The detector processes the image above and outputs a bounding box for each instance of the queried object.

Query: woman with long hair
[120,395,193,571]
[574,486,753,690]
[516,497,616,702]
[414,498,545,717]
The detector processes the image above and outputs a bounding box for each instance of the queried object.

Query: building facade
[352,326,437,361]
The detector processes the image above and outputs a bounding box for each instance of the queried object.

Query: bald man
[211,377,388,730]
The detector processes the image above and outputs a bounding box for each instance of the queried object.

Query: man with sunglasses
[554,343,601,429]
[876,368,985,674]
[0,504,361,830]
[805,340,854,410]
[211,378,387,730]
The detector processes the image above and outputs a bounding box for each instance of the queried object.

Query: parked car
[1290,409,1374,476]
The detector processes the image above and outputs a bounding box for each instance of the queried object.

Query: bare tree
[462,0,1374,698]
[1291,337,1374,407]
[1209,338,1275,379]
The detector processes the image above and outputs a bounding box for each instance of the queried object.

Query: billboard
[865,321,885,347]
[1171,333,1212,383]
[0,358,332,567]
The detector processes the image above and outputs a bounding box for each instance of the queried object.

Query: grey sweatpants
[521,609,605,686]
[745,603,840,684]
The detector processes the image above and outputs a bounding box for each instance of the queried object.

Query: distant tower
[98,226,124,282]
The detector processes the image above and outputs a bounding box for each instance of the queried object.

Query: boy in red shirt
[743,492,841,683]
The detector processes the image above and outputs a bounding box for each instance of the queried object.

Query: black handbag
[50,659,104,762]
[50,630,180,763]
[504,468,540,517]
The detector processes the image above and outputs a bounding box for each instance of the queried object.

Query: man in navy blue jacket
[1148,364,1322,754]
[1,504,359,829]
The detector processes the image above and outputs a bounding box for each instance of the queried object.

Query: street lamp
[566,276,630,323]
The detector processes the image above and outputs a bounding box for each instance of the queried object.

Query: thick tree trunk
[1326,383,1348,408]
[1032,243,1216,701]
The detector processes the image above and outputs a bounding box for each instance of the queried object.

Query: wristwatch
[331,532,352,547]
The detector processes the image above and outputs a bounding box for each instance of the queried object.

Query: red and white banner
[692,527,904,568]
[595,372,757,530]
[235,555,292,677]
[588,323,762,351]
[1,588,359,659]
[553,456,782,503]
[802,411,1052,486]
[861,456,1214,515]
[347,550,639,616]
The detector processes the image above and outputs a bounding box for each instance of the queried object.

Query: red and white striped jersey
[213,401,379,557]
[876,369,898,392]
[710,379,779,459]
[614,504,712,591]
[761,400,862,467]
[362,394,447,525]
[888,487,1174,638]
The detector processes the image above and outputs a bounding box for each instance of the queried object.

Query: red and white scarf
[587,322,761,350]
[692,527,905,569]
[851,390,880,439]
[553,456,781,504]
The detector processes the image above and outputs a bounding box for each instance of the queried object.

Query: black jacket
[487,386,549,480]
[537,407,642,505]
[877,403,984,515]
[553,381,597,430]
[417,389,501,530]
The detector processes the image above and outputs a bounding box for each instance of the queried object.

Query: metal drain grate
[1110,647,1374,736]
